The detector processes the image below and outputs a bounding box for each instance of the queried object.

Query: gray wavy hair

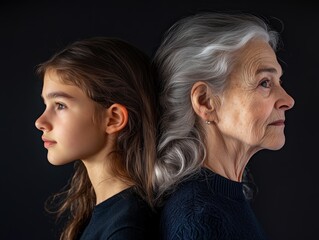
[153,12,280,201]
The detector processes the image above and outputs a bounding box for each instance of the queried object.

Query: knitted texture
[160,168,267,240]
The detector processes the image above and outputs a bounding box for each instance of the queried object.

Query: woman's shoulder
[160,170,219,214]
[165,167,216,199]
[159,167,239,220]
[159,180,229,240]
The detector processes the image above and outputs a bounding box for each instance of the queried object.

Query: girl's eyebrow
[41,91,75,100]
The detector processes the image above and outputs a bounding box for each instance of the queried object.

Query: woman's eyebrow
[256,67,282,75]
[256,67,283,77]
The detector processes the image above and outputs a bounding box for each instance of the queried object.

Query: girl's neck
[93,177,131,205]
[82,158,132,205]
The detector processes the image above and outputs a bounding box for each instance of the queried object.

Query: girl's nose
[35,113,51,132]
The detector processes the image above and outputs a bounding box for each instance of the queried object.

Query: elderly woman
[153,12,295,239]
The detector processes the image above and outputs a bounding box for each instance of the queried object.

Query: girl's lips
[42,137,57,148]
[44,141,56,148]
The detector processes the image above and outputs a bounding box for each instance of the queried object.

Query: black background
[1,1,318,239]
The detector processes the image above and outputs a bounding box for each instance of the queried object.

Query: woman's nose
[276,88,295,111]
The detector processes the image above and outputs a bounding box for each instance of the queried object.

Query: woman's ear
[104,103,128,134]
[191,81,217,122]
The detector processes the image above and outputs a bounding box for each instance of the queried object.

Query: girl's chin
[47,155,74,166]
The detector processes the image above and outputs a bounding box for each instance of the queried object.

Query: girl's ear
[104,103,128,134]
[190,81,219,123]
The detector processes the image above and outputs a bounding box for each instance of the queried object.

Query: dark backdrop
[1,1,317,239]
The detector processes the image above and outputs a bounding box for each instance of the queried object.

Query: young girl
[35,37,158,240]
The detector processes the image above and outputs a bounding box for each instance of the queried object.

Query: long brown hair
[36,37,157,240]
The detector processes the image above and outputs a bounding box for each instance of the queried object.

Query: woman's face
[215,39,295,151]
[35,70,107,165]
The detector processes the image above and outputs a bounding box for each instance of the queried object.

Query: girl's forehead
[42,72,84,99]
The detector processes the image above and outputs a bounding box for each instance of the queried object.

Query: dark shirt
[79,187,158,240]
[159,167,267,240]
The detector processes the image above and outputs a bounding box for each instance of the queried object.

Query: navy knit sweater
[79,187,159,240]
[159,167,267,240]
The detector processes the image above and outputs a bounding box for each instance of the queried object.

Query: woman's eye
[260,79,271,88]
[279,79,283,85]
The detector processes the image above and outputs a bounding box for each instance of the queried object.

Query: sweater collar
[199,167,246,200]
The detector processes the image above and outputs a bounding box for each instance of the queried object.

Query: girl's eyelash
[56,102,66,110]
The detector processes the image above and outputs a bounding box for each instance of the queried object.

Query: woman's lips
[269,120,285,126]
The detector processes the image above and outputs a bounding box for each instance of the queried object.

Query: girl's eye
[56,103,66,110]
[260,79,271,88]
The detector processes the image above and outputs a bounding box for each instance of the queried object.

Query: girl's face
[215,39,295,152]
[35,70,107,165]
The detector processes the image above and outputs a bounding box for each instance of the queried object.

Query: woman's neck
[204,129,255,182]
